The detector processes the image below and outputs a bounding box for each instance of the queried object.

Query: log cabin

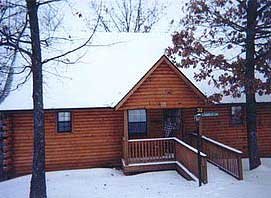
[0,33,270,182]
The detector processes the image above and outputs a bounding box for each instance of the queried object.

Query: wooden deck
[122,135,244,183]
[127,138,175,164]
[122,137,208,183]
[188,133,243,180]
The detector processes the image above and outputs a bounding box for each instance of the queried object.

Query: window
[57,112,72,132]
[128,109,147,135]
[231,106,243,125]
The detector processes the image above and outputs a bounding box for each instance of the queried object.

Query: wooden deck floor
[122,159,196,181]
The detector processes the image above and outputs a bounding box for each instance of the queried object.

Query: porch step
[122,159,196,182]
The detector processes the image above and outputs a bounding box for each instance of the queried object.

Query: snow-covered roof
[0,33,270,111]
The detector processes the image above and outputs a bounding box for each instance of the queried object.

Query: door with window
[163,109,182,137]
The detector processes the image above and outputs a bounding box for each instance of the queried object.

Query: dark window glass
[128,109,147,135]
[57,112,72,132]
[231,106,243,125]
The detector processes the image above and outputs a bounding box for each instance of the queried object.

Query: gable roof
[0,33,270,111]
[115,55,207,110]
[0,33,172,111]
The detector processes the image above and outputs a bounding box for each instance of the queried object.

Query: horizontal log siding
[148,109,164,138]
[10,109,123,176]
[129,109,183,139]
[182,104,271,157]
[120,62,205,110]
[257,104,271,157]
[130,109,164,139]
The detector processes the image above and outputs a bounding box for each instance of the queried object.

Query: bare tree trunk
[245,0,261,170]
[26,0,47,197]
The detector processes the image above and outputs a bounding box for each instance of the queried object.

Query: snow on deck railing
[201,136,243,154]
[128,137,174,142]
[128,137,207,157]
[190,133,242,154]
[173,137,206,157]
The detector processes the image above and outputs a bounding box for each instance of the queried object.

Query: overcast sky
[53,0,186,37]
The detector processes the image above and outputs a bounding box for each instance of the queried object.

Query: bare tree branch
[42,17,99,64]
[89,0,165,33]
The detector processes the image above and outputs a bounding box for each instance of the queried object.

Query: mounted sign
[194,110,219,187]
[201,112,219,117]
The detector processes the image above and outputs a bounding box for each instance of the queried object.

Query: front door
[163,109,182,137]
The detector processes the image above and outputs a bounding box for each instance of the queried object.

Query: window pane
[129,112,136,122]
[231,106,242,124]
[58,112,71,122]
[58,112,65,121]
[128,109,146,122]
[128,110,136,122]
[139,110,146,121]
[58,121,71,132]
[232,106,241,115]
[57,112,72,132]
[128,122,146,134]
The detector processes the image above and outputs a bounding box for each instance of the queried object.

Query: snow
[175,161,198,181]
[0,1,270,111]
[173,137,207,157]
[202,135,243,154]
[128,137,174,142]
[0,33,171,111]
[123,160,198,181]
[125,160,200,182]
[0,158,271,198]
[0,32,270,111]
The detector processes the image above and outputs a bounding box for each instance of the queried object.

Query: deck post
[123,110,129,165]
[195,112,203,187]
[238,156,243,180]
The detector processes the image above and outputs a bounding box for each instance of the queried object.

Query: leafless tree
[89,0,166,33]
[0,0,99,197]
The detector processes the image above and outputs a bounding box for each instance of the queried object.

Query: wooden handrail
[201,135,242,154]
[188,133,243,180]
[125,137,208,183]
[127,138,175,164]
[128,137,206,156]
[128,137,174,142]
[175,138,208,184]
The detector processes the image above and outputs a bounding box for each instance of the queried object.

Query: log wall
[9,108,123,176]
[0,113,13,180]
[182,104,271,157]
[120,61,205,110]
[5,103,271,176]
[130,109,183,139]
[148,109,164,138]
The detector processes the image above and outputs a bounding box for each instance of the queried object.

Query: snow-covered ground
[0,159,270,198]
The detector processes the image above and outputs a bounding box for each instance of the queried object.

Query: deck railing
[189,134,243,180]
[127,138,175,164]
[126,137,208,183]
[174,138,208,183]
